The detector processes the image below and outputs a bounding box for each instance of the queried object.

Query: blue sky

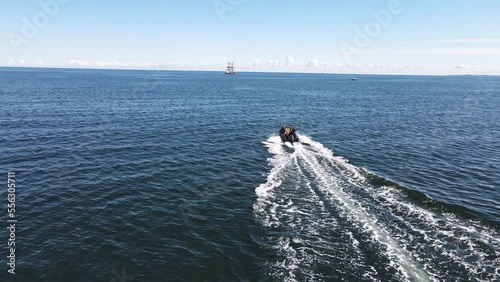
[1,0,499,74]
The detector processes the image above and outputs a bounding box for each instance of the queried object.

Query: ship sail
[225,62,235,74]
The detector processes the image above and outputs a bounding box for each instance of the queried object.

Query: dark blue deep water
[0,68,499,281]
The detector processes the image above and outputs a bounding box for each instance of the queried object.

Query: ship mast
[225,62,235,74]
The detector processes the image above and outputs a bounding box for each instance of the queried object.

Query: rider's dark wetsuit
[279,126,300,144]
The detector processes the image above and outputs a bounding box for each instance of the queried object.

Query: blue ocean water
[0,67,499,281]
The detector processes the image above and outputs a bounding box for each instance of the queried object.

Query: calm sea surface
[0,68,499,281]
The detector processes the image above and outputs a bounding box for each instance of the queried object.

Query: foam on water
[254,136,500,281]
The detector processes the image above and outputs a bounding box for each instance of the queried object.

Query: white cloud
[62,60,185,69]
[267,60,279,67]
[64,59,93,67]
[8,58,26,66]
[307,58,320,67]
[456,64,482,69]
[367,48,500,56]
[249,60,261,67]
[2,58,499,75]
[440,38,500,44]
[365,63,386,68]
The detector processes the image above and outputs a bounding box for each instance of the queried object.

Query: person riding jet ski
[279,125,300,144]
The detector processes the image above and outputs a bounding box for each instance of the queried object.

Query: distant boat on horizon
[225,62,235,75]
[351,77,357,81]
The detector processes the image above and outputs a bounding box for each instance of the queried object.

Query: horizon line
[1,65,499,77]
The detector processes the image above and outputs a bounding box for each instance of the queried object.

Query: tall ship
[224,62,235,75]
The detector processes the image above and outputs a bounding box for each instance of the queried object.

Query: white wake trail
[297,142,431,282]
[254,135,499,282]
